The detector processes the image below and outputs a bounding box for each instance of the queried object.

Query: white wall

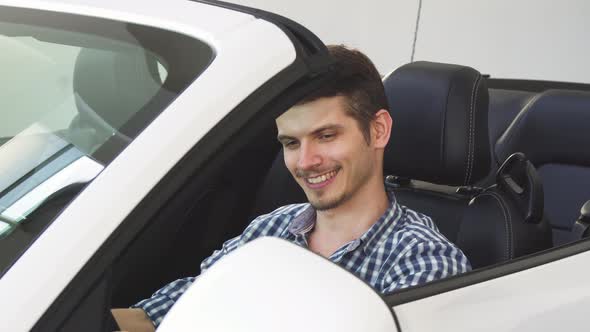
[227,0,419,76]
[228,0,590,84]
[416,0,590,83]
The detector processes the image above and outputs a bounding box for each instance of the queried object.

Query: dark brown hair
[296,44,389,143]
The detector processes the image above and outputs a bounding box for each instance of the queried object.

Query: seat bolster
[458,187,553,269]
[457,193,512,269]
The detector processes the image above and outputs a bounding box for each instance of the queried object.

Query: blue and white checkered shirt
[133,191,471,327]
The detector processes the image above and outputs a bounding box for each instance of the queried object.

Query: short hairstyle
[296,44,389,143]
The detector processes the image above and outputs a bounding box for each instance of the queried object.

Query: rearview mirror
[158,237,398,332]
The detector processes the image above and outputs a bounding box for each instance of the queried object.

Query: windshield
[0,6,213,273]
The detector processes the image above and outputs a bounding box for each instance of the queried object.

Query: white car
[1,1,589,331]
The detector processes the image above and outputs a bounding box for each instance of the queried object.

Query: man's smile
[303,169,339,188]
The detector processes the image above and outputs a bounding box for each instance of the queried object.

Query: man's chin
[309,193,351,211]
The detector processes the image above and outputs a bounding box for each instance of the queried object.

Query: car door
[389,240,590,331]
[0,1,333,330]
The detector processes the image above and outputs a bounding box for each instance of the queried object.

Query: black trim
[32,3,334,331]
[392,307,402,331]
[193,0,327,60]
[487,78,590,92]
[385,237,590,307]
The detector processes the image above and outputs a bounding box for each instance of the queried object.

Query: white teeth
[306,170,337,184]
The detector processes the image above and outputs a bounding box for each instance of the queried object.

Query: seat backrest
[495,89,590,245]
[383,61,552,268]
[249,151,306,219]
[383,61,491,243]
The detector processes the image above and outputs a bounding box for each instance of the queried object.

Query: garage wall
[228,0,590,84]
[226,0,419,76]
[415,0,590,83]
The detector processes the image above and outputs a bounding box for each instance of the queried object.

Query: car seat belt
[571,200,590,240]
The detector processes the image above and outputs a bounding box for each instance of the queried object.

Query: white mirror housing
[158,237,398,332]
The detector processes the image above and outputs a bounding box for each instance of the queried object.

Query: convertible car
[1,0,589,331]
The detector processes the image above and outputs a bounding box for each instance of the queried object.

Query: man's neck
[309,177,389,257]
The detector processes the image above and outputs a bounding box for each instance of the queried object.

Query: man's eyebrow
[277,134,295,142]
[310,124,344,135]
[277,124,344,142]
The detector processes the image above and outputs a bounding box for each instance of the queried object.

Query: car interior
[103,59,590,311]
[13,41,590,330]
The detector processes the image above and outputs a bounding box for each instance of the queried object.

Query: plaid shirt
[133,191,471,327]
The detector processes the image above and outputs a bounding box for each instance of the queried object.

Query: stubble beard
[307,164,373,212]
[309,189,353,211]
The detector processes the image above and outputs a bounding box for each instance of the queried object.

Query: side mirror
[158,237,398,332]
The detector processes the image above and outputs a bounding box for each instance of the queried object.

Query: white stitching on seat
[476,192,513,259]
[464,75,481,185]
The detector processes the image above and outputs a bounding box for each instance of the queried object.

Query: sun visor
[158,237,398,332]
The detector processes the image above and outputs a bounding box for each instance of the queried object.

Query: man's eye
[284,141,299,149]
[319,134,334,140]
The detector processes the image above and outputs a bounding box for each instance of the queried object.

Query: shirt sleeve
[131,228,251,327]
[382,240,471,293]
[131,276,196,327]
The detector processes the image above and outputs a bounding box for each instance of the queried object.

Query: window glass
[0,6,214,274]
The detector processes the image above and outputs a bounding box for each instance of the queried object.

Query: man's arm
[111,308,155,332]
[112,232,248,329]
[115,207,294,328]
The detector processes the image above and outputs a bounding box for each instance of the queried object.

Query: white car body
[0,1,589,331]
[0,0,296,330]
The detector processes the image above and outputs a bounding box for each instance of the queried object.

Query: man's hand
[111,308,155,332]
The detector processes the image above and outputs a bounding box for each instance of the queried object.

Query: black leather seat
[382,61,551,268]
[381,61,490,245]
[495,89,590,245]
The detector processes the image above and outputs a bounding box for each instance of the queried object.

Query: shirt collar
[287,190,402,254]
[287,204,316,236]
[358,191,402,255]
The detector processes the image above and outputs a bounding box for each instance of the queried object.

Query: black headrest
[496,89,590,167]
[383,61,490,186]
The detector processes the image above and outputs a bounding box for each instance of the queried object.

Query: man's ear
[371,109,392,149]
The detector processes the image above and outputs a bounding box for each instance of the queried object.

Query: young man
[112,45,471,331]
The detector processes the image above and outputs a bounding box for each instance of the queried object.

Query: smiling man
[276,94,393,258]
[113,45,470,331]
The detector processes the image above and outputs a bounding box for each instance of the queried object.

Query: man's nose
[297,142,322,170]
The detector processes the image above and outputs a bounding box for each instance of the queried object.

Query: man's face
[276,96,380,211]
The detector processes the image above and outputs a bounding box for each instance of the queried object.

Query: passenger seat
[495,89,590,245]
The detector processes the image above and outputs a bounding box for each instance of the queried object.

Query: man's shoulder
[399,205,437,230]
[390,205,471,271]
[396,205,453,246]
